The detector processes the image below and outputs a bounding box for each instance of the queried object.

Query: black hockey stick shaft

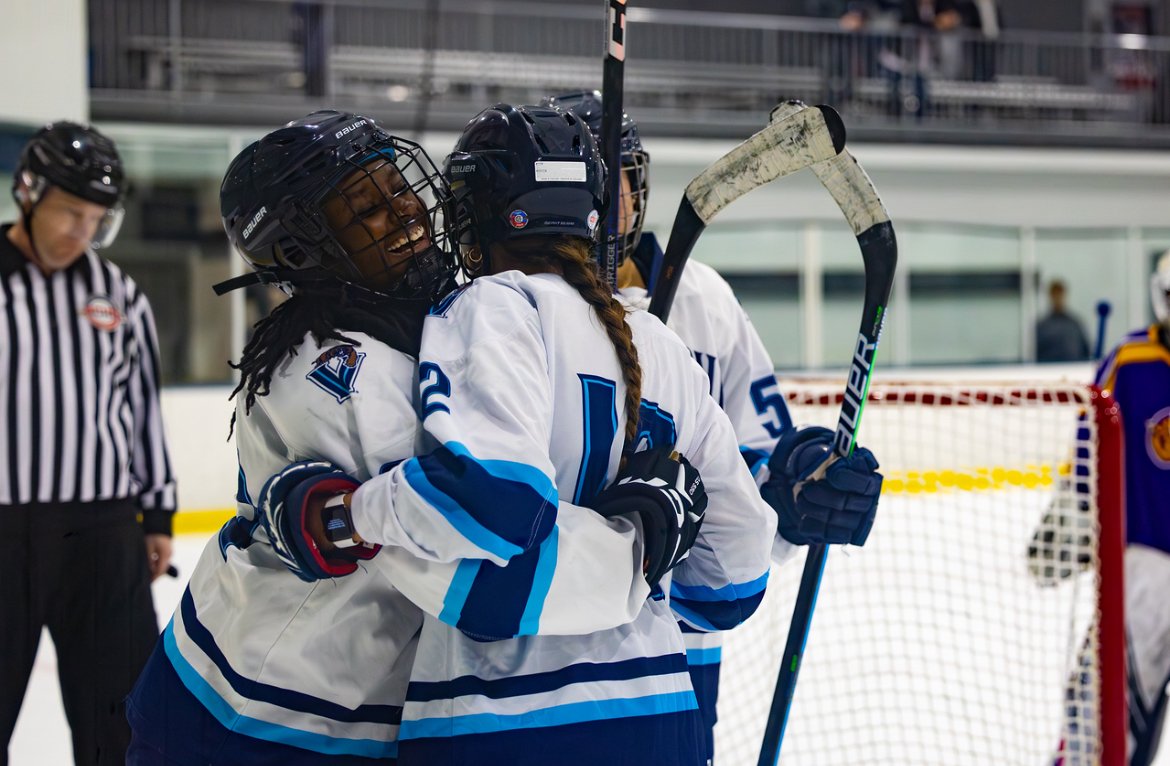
[600,0,627,290]
[758,221,896,766]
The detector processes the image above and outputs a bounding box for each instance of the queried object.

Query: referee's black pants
[0,500,159,766]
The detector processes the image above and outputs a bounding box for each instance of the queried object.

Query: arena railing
[88,0,1170,146]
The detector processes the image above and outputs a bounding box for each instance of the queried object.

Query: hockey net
[715,379,1126,766]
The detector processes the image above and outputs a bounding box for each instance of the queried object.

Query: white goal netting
[715,380,1113,766]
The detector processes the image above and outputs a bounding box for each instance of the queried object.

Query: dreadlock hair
[495,234,643,446]
[227,283,432,438]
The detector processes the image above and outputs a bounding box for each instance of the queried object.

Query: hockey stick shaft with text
[758,102,898,766]
[600,0,627,289]
[649,104,846,323]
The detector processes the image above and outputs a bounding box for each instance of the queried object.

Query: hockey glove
[761,426,883,547]
[257,461,380,582]
[590,445,707,588]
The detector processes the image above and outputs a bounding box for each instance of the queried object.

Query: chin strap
[212,268,336,296]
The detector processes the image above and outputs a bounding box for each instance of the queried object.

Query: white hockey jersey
[152,328,651,759]
[621,237,799,755]
[348,271,777,765]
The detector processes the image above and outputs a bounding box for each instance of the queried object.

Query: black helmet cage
[13,122,126,250]
[443,103,606,277]
[223,114,457,303]
[540,91,650,260]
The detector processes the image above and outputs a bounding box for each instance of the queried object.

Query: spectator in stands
[1036,279,1091,362]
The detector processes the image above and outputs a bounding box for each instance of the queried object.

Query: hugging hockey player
[127,110,711,764]
[543,90,885,764]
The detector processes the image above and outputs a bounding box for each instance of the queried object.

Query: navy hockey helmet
[218,110,456,302]
[443,103,605,271]
[13,122,126,249]
[541,90,649,258]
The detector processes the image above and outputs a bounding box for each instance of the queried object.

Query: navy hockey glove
[761,426,883,547]
[257,461,380,582]
[590,445,708,588]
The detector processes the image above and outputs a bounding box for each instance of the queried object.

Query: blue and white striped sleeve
[350,283,649,640]
[669,362,778,633]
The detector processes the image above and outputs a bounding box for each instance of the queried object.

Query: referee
[0,123,176,765]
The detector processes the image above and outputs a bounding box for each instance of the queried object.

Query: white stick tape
[684,106,840,225]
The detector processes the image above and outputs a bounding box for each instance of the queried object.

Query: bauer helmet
[217,110,456,301]
[1152,251,1170,327]
[443,103,605,273]
[540,90,649,258]
[13,122,126,249]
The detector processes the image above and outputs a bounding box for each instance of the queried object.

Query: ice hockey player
[543,90,884,763]
[1093,253,1170,766]
[269,102,780,765]
[125,111,677,763]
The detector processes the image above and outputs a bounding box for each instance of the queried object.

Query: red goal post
[715,378,1126,766]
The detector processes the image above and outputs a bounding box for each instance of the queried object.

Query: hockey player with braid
[544,91,884,764]
[125,112,689,763]
[258,102,780,766]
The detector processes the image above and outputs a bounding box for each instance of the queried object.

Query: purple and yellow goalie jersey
[1095,325,1170,555]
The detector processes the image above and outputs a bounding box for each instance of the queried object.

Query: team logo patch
[587,209,599,232]
[306,345,366,404]
[83,295,122,331]
[509,210,529,229]
[1145,406,1170,469]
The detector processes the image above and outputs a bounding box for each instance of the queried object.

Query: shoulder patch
[1146,406,1170,470]
[306,344,366,403]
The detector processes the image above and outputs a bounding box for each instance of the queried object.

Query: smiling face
[319,156,432,289]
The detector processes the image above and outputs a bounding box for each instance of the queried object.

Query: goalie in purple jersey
[1091,253,1170,766]
[543,91,884,765]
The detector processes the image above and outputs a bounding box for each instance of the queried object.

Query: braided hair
[228,283,433,438]
[497,234,643,445]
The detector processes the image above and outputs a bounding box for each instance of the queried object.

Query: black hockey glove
[590,445,708,588]
[761,426,883,547]
[258,461,380,582]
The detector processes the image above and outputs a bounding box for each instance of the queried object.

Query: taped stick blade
[684,105,843,224]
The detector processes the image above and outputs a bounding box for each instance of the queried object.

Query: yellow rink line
[174,509,236,536]
[882,463,1069,494]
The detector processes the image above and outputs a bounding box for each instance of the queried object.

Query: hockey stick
[600,0,627,289]
[1094,301,1111,360]
[648,103,846,323]
[757,101,898,766]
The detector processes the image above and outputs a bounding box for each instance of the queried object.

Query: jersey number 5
[751,376,792,438]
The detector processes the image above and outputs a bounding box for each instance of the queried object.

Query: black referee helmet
[12,122,127,249]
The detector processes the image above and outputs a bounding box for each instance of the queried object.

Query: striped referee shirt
[0,224,176,532]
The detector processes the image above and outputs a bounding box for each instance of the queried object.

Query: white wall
[160,386,237,511]
[0,0,88,126]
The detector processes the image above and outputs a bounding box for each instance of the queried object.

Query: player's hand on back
[257,461,380,582]
[590,445,708,588]
[761,425,883,547]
